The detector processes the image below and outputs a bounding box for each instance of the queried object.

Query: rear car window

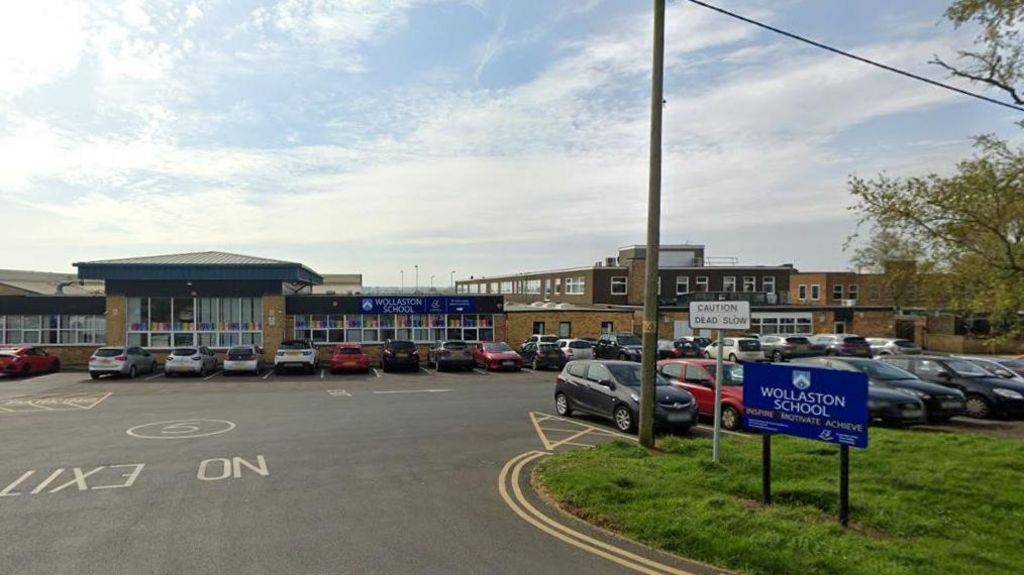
[280,340,311,349]
[228,347,253,355]
[388,341,416,351]
[738,339,761,351]
[484,343,512,352]
[335,347,361,355]
[894,340,917,347]
[569,341,592,349]
[539,336,558,343]
[94,348,124,357]
[538,343,558,352]
[171,348,197,356]
[842,337,869,345]
[443,341,467,350]
[786,337,810,344]
[616,335,641,346]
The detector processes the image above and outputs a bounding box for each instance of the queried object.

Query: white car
[274,339,319,374]
[703,337,764,363]
[866,337,922,356]
[224,345,265,376]
[555,338,595,360]
[164,346,218,377]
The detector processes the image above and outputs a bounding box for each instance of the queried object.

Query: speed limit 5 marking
[126,419,236,439]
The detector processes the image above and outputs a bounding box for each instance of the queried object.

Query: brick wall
[262,295,286,362]
[105,295,127,347]
[505,310,636,346]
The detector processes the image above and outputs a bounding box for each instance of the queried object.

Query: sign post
[688,301,750,464]
[743,363,869,526]
[761,432,772,505]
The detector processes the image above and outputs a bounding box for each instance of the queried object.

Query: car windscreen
[849,360,917,381]
[484,343,512,352]
[945,359,990,377]
[94,348,124,357]
[607,363,670,387]
[617,336,641,346]
[539,336,558,343]
[894,340,918,348]
[335,347,361,355]
[171,348,197,356]
[538,343,558,352]
[785,337,811,345]
[738,339,761,351]
[693,337,711,348]
[721,364,744,386]
[279,341,310,349]
[569,341,592,349]
[997,359,1024,370]
[443,341,467,350]
[841,337,869,346]
[389,341,416,351]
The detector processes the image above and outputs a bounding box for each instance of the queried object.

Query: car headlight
[903,389,930,399]
[993,388,1024,400]
[868,400,880,409]
[630,392,640,402]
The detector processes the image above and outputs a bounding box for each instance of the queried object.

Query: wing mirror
[937,371,952,381]
[599,378,615,389]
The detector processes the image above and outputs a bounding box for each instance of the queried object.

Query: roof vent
[605,257,617,267]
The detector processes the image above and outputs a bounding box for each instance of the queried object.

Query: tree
[848,230,931,312]
[931,0,1024,105]
[848,136,1024,335]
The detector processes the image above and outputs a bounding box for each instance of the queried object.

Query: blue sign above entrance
[743,363,870,448]
[357,297,478,314]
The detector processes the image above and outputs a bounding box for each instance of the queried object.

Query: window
[675,276,689,295]
[295,314,494,343]
[601,321,614,334]
[869,285,881,301]
[798,284,807,300]
[749,314,813,335]
[762,276,776,294]
[723,276,736,292]
[916,359,946,377]
[554,278,562,295]
[742,276,756,292]
[0,315,106,345]
[610,276,627,295]
[811,284,821,301]
[568,362,588,378]
[695,276,709,292]
[833,284,844,300]
[127,297,261,349]
[565,277,585,295]
[587,363,611,382]
[660,363,682,380]
[500,280,513,294]
[684,365,708,383]
[533,321,546,335]
[834,321,846,334]
[558,322,572,338]
[848,284,859,301]
[525,279,541,295]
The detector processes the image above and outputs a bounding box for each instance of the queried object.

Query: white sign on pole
[688,301,751,330]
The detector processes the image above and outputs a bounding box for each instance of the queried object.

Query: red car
[0,346,61,377]
[656,358,745,431]
[329,344,370,374]
[472,341,522,371]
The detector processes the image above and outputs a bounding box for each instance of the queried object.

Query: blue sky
[0,0,1016,285]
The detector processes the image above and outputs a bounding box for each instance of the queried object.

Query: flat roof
[75,251,323,284]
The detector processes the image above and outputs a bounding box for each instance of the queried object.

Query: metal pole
[638,0,666,449]
[712,328,724,462]
[430,275,435,290]
[400,270,404,291]
[839,445,850,527]
[415,265,419,293]
[762,432,772,505]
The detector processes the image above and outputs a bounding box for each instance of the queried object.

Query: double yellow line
[498,450,698,575]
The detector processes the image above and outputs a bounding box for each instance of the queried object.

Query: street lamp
[450,270,456,290]
[400,270,404,291]
[414,265,419,293]
[430,275,435,290]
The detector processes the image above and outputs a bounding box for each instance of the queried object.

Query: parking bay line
[372,368,382,378]
[261,370,274,380]
[320,369,325,380]
[473,368,490,376]
[145,372,164,381]
[372,389,453,395]
[419,367,434,375]
[203,370,222,381]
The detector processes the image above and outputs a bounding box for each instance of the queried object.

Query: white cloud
[0,1,88,96]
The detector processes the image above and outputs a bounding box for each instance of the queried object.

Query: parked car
[956,356,1024,383]
[657,358,745,430]
[702,337,764,363]
[797,356,965,422]
[866,337,922,356]
[0,346,61,377]
[990,358,1024,379]
[554,360,698,433]
[165,346,218,377]
[759,335,821,362]
[381,339,420,372]
[87,346,155,380]
[428,340,475,371]
[521,334,559,352]
[223,345,264,376]
[274,339,319,374]
[792,357,928,426]
[656,339,702,360]
[810,334,872,357]
[677,336,712,349]
[330,344,370,374]
[472,341,522,371]
[520,342,566,371]
[879,355,1024,419]
[594,333,643,361]
[555,338,595,361]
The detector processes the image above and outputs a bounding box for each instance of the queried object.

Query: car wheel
[90,372,100,380]
[50,360,61,373]
[21,364,31,377]
[128,365,137,379]
[555,393,573,416]
[728,353,738,363]
[964,395,993,419]
[771,351,783,363]
[721,406,741,431]
[614,405,635,433]
[618,352,627,361]
[274,366,282,374]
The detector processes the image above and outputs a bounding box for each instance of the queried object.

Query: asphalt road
[0,367,695,575]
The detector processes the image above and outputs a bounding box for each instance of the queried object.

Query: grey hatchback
[554,360,698,433]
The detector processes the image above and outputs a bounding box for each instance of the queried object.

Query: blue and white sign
[357,297,478,314]
[743,363,869,448]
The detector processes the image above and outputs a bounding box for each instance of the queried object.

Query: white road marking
[419,367,434,375]
[0,470,35,497]
[203,370,222,381]
[198,456,269,481]
[373,389,453,395]
[327,389,352,397]
[126,419,236,440]
[145,372,163,381]
[262,370,274,380]
[473,368,490,375]
[320,369,325,380]
[372,368,382,378]
[521,367,534,373]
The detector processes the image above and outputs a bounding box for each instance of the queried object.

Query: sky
[0,0,1019,286]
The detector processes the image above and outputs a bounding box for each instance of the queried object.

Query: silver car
[164,346,218,377]
[89,346,157,379]
[867,338,922,356]
[555,338,595,360]
[224,345,265,376]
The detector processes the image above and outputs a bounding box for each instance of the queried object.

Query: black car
[521,342,566,371]
[792,358,928,426]
[554,360,698,433]
[810,334,872,357]
[805,357,966,422]
[656,339,701,360]
[880,355,1024,419]
[381,339,419,372]
[759,335,822,362]
[594,333,643,361]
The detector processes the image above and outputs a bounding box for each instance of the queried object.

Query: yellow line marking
[26,400,55,411]
[534,411,636,442]
[539,427,592,433]
[499,451,696,575]
[529,412,554,451]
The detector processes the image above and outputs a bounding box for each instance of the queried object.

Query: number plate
[287,351,301,356]
[502,361,514,366]
[343,362,356,367]
[665,412,692,423]
[941,401,963,409]
[902,409,924,418]
[397,353,408,358]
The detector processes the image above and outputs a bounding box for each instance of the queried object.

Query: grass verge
[535,429,1024,575]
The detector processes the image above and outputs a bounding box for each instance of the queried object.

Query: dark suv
[381,340,420,372]
[594,333,643,361]
[811,334,872,357]
[760,335,822,362]
[880,355,1024,419]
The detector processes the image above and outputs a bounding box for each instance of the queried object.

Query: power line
[681,0,1024,114]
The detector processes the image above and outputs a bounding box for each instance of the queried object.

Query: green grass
[535,429,1024,575]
